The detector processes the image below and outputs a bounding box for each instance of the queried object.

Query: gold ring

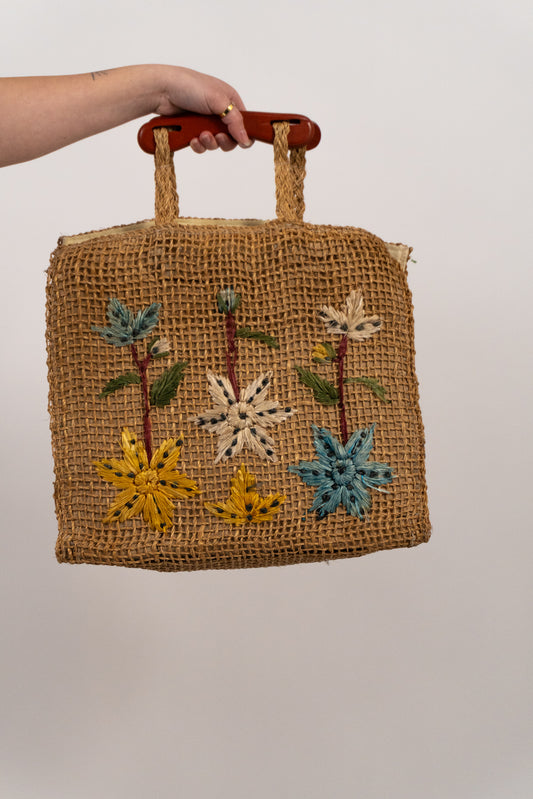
[219,103,234,118]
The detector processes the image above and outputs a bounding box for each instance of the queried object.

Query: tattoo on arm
[91,70,109,81]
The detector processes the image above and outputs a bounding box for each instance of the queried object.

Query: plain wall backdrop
[1,1,532,797]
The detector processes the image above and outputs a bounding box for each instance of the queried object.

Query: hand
[154,66,253,154]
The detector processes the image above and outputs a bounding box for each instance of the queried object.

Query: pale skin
[0,64,252,167]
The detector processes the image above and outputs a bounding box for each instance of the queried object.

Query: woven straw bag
[46,113,430,571]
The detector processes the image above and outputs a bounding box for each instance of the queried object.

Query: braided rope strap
[273,121,306,223]
[154,127,180,225]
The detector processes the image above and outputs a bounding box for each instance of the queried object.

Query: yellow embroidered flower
[205,464,285,524]
[94,428,200,532]
[311,341,336,363]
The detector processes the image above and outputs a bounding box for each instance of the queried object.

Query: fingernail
[239,138,253,148]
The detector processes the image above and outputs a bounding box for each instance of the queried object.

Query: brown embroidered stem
[131,344,154,461]
[336,335,349,446]
[225,311,240,400]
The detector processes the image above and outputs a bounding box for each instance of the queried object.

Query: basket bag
[46,112,430,571]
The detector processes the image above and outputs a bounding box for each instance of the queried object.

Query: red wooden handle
[137,111,321,154]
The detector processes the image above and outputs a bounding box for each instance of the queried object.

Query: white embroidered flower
[151,337,170,356]
[190,371,296,464]
[318,290,382,341]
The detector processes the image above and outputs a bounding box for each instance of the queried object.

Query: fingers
[189,131,218,154]
[189,107,253,154]
[220,103,253,149]
[215,132,239,152]
[189,131,238,154]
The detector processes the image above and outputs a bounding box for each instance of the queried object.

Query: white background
[1,1,532,797]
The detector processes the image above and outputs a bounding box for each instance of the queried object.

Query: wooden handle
[138,111,321,154]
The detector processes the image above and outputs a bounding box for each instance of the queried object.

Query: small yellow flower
[311,342,336,363]
[94,428,200,532]
[205,464,285,525]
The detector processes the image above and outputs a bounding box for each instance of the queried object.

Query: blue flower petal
[91,325,134,347]
[312,425,346,462]
[288,460,328,486]
[341,481,371,519]
[345,423,375,463]
[107,298,133,329]
[131,303,161,341]
[310,483,344,517]
[93,299,161,347]
[359,461,395,489]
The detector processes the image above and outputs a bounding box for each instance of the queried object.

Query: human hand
[154,65,253,154]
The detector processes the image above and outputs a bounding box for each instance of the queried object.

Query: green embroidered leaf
[98,372,141,398]
[150,361,188,408]
[295,366,339,406]
[236,327,280,349]
[147,336,160,352]
[345,376,391,403]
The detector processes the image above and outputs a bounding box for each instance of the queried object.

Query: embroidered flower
[318,290,381,341]
[94,428,200,532]
[288,424,394,519]
[92,298,161,347]
[205,464,285,524]
[217,286,241,315]
[150,337,170,356]
[190,370,296,463]
[311,341,336,363]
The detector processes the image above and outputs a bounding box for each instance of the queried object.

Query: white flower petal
[347,317,382,341]
[214,427,246,464]
[189,406,229,431]
[344,290,364,326]
[244,428,277,461]
[254,400,297,427]
[319,304,349,333]
[242,371,272,404]
[207,371,236,405]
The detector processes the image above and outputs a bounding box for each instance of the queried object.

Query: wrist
[119,64,172,117]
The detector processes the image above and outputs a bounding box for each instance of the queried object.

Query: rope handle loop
[153,123,307,225]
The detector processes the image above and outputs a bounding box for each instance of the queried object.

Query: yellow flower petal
[150,434,184,472]
[152,490,174,531]
[312,343,329,362]
[158,469,201,499]
[103,487,145,523]
[94,458,136,488]
[204,502,242,524]
[205,465,285,525]
[121,428,148,471]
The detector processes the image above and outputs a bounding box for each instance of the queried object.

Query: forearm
[0,65,172,166]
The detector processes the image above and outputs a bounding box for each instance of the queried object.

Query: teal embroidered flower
[217,287,241,315]
[288,424,395,519]
[92,298,161,347]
